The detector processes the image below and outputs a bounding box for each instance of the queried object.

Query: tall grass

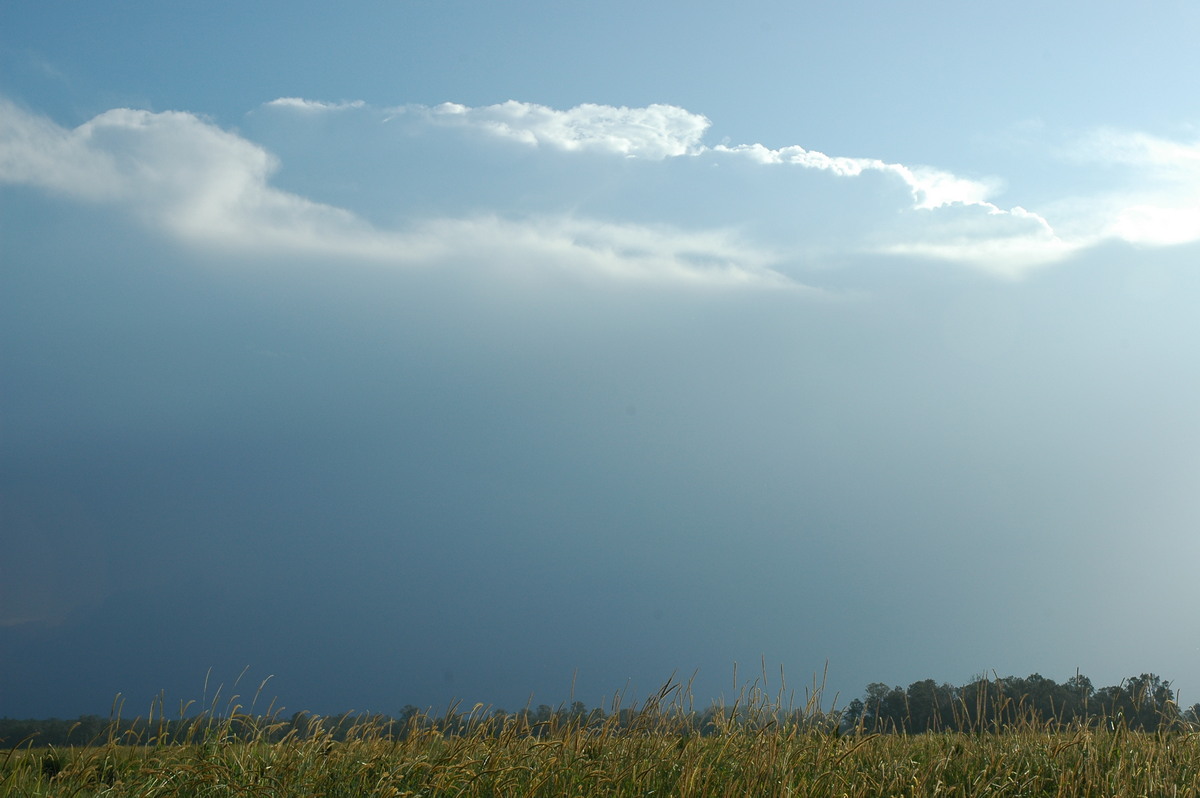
[4,671,1200,797]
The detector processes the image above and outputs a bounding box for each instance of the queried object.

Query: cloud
[395,99,1000,213]
[1079,128,1200,175]
[880,204,1078,276]
[391,100,1005,215]
[414,99,711,159]
[712,125,1200,268]
[712,143,996,209]
[3,101,385,255]
[0,97,123,200]
[12,94,1200,282]
[1055,128,1200,247]
[263,96,1064,273]
[1108,203,1200,246]
[264,97,367,113]
[409,215,794,287]
[0,98,787,287]
[707,139,1080,272]
[407,101,1070,271]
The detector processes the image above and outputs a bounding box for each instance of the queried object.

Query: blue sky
[3,1,1200,718]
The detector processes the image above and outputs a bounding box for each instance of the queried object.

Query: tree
[1119,674,1177,730]
[904,679,956,732]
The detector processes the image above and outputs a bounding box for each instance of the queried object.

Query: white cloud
[264,97,367,113]
[899,165,998,211]
[10,102,375,254]
[713,142,997,210]
[417,102,1003,212]
[709,138,1072,272]
[1079,128,1200,175]
[1107,203,1200,246]
[713,124,1200,267]
[0,97,123,199]
[880,204,1078,277]
[0,99,788,288]
[1058,128,1200,247]
[418,99,710,159]
[403,215,793,287]
[258,96,1070,273]
[12,95,1200,282]
[375,97,1065,271]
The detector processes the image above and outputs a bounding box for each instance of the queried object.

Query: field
[6,681,1200,797]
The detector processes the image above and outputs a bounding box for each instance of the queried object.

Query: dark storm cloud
[4,95,1200,717]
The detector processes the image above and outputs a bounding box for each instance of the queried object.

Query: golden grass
[5,676,1200,797]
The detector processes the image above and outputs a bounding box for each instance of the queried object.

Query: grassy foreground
[5,683,1200,797]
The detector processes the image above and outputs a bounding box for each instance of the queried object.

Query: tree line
[845,672,1198,733]
[4,672,1200,747]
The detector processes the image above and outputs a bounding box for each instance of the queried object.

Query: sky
[3,0,1200,720]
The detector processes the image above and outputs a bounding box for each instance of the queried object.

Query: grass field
[6,679,1200,797]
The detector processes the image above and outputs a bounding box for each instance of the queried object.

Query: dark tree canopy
[844,672,1186,733]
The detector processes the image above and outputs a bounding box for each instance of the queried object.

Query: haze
[3,0,1200,718]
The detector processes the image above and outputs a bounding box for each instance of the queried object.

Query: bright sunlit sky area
[3,0,1200,718]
